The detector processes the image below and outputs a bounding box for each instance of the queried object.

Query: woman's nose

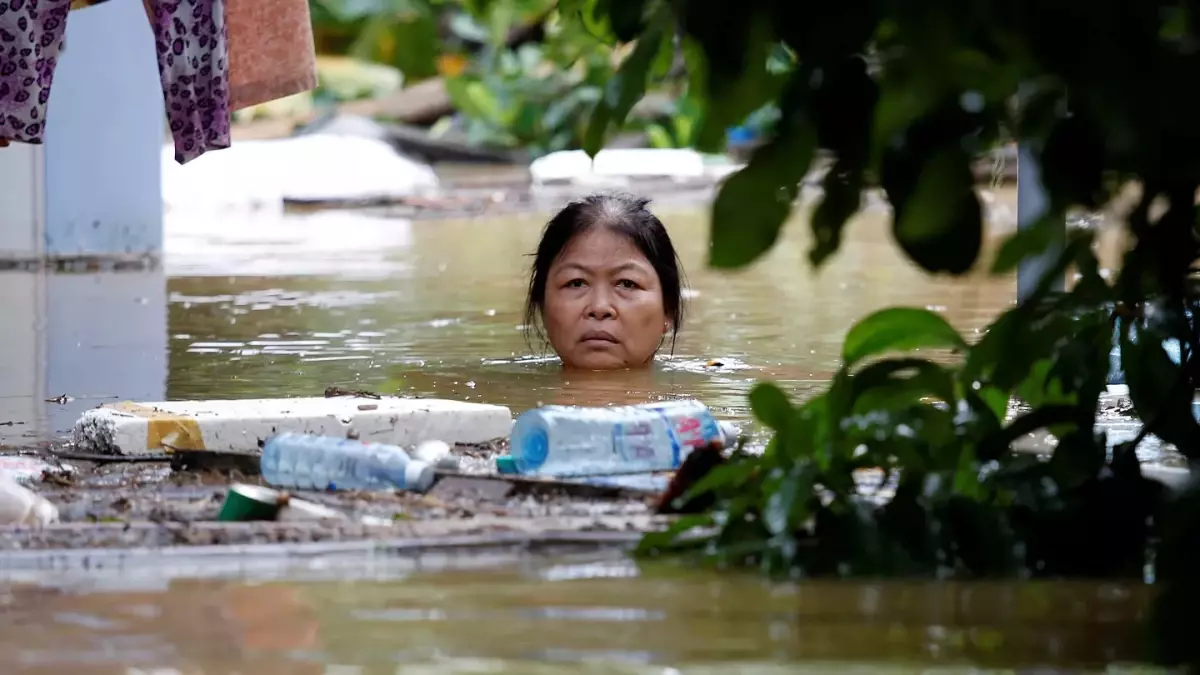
[585,290,617,319]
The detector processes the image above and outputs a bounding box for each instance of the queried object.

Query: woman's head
[525,193,684,370]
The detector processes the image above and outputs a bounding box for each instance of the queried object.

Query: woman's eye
[617,279,639,290]
[564,279,586,288]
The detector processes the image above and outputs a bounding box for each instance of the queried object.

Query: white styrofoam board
[73,397,513,456]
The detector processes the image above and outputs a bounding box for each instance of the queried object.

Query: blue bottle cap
[495,455,517,474]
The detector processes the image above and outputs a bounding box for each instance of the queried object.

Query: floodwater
[0,186,1026,444]
[162,190,1017,432]
[0,186,1171,672]
[0,553,1164,673]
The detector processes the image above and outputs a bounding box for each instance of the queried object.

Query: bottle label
[612,406,721,469]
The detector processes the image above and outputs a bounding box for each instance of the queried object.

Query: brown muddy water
[0,555,1166,673]
[0,186,1172,672]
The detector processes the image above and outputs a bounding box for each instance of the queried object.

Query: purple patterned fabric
[0,0,72,145]
[147,0,230,164]
[0,0,230,165]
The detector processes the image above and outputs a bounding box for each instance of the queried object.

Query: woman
[524,192,685,371]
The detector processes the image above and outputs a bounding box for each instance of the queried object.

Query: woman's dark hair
[524,192,685,349]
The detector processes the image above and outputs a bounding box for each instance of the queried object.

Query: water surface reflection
[0,556,1159,673]
[165,194,1020,436]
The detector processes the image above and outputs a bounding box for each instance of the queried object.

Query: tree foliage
[321,0,1200,666]
[546,0,1200,667]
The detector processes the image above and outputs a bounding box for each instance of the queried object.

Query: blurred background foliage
[296,0,775,156]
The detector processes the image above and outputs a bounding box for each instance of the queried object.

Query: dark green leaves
[1119,320,1200,457]
[887,145,983,275]
[749,382,792,431]
[709,94,817,268]
[605,0,647,42]
[583,21,667,156]
[1040,111,1108,212]
[809,161,864,267]
[991,212,1065,275]
[842,308,967,367]
[877,99,996,276]
[682,6,787,152]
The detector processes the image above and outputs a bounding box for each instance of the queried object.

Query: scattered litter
[0,456,74,484]
[508,399,736,477]
[73,396,513,456]
[217,484,287,522]
[324,386,382,399]
[168,449,260,476]
[277,497,349,523]
[0,472,59,526]
[162,133,439,211]
[261,433,436,493]
[412,439,460,471]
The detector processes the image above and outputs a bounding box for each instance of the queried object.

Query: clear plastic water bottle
[260,433,436,492]
[508,399,736,477]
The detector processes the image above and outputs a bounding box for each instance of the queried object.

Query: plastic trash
[217,484,287,522]
[0,456,72,484]
[217,483,354,522]
[260,433,436,493]
[0,473,59,526]
[508,399,738,477]
[411,439,460,471]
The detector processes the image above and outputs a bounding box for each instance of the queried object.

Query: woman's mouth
[580,330,619,344]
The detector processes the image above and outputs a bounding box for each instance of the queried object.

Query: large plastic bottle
[508,399,736,477]
[260,433,436,492]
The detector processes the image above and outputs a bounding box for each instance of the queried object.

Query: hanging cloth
[145,0,231,163]
[225,0,317,111]
[3,0,317,161]
[0,0,72,145]
[1,0,231,164]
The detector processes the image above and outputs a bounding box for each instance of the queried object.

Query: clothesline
[0,0,317,164]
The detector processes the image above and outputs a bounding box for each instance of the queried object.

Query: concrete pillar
[0,0,163,266]
[1015,142,1064,301]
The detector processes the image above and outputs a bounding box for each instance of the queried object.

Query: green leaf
[606,0,647,42]
[709,87,817,268]
[1040,111,1108,211]
[1120,321,1200,456]
[849,358,956,407]
[582,24,664,156]
[686,9,787,152]
[749,382,793,431]
[682,457,759,501]
[842,307,967,367]
[763,463,816,536]
[975,385,1010,423]
[635,513,715,554]
[812,55,879,169]
[445,77,507,124]
[953,446,983,499]
[991,212,1066,275]
[890,146,983,275]
[644,123,675,149]
[809,161,864,267]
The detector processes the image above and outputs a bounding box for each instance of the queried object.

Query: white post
[0,0,163,266]
[1016,142,1063,301]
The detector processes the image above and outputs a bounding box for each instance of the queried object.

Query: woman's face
[542,227,669,370]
